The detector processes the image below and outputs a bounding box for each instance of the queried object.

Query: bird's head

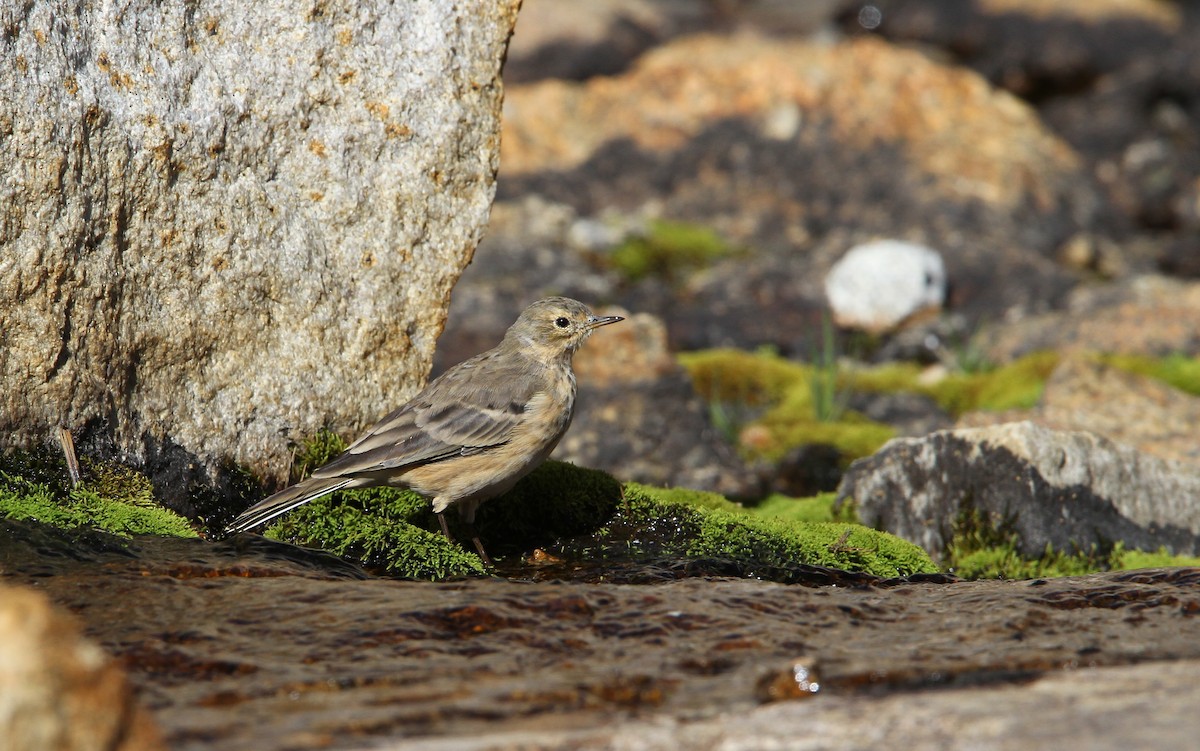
[506,297,623,358]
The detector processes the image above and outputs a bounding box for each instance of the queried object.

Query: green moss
[630,484,745,514]
[608,220,737,283]
[920,351,1060,415]
[755,403,897,463]
[751,492,856,524]
[679,348,805,406]
[614,483,938,578]
[948,542,1102,580]
[841,350,1060,416]
[80,457,157,507]
[679,348,896,462]
[843,361,926,395]
[266,486,486,580]
[266,457,936,580]
[1101,353,1200,396]
[289,428,349,483]
[0,451,197,538]
[948,541,1200,580]
[1116,547,1200,569]
[266,460,624,580]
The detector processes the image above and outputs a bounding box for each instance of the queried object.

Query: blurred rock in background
[0,582,164,751]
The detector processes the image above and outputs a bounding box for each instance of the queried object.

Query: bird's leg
[437,511,492,566]
[467,526,494,568]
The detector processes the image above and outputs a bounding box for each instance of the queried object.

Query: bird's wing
[312,352,541,479]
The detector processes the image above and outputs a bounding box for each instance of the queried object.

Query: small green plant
[946,329,997,375]
[810,313,851,423]
[706,399,750,445]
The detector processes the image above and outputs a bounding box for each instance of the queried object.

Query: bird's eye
[554,317,570,328]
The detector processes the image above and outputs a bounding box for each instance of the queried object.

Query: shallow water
[3,520,1199,750]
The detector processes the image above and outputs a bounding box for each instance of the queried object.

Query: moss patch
[1117,547,1200,570]
[0,450,197,538]
[608,220,737,283]
[585,483,938,579]
[679,348,1069,465]
[948,541,1200,580]
[680,348,808,407]
[266,486,487,580]
[288,428,349,483]
[679,348,897,462]
[266,460,625,580]
[921,351,1060,415]
[1101,352,1200,396]
[265,459,936,581]
[750,492,855,524]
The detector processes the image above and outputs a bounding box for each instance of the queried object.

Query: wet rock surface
[3,523,1200,750]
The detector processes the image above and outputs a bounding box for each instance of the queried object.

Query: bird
[226,297,623,564]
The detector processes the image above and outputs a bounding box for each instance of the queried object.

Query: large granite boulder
[0,1,520,497]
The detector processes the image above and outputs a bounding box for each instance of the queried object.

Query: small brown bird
[226,297,623,563]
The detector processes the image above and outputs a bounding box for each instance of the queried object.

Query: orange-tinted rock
[503,34,1084,213]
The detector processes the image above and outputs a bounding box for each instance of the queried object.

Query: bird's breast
[523,367,577,446]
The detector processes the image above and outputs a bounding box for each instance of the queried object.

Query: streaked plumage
[226,297,623,563]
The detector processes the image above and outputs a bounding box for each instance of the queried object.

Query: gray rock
[0,1,520,491]
[836,421,1200,559]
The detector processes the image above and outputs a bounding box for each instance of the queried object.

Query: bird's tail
[225,476,352,534]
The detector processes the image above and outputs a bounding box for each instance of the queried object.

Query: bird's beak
[587,314,624,329]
